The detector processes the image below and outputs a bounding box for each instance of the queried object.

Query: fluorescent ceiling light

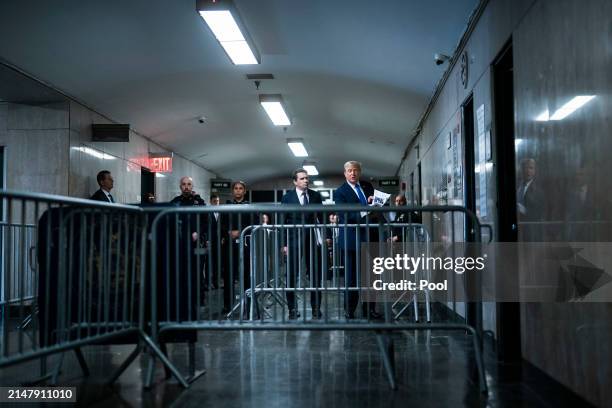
[73,147,115,160]
[303,164,319,176]
[313,180,324,186]
[549,95,595,120]
[287,139,308,157]
[197,3,259,65]
[219,40,258,65]
[200,10,243,41]
[155,173,166,178]
[259,94,291,126]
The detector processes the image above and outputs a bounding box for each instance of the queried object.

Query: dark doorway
[462,93,480,332]
[493,40,521,362]
[409,172,415,205]
[141,168,155,204]
[0,146,4,220]
[463,94,476,239]
[416,162,422,206]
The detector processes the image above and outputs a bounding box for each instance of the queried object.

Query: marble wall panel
[7,102,69,130]
[513,0,612,405]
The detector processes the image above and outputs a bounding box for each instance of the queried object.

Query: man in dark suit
[517,158,545,241]
[281,168,324,319]
[90,170,115,203]
[207,194,226,290]
[334,161,382,319]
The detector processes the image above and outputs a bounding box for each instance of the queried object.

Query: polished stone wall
[0,100,215,203]
[398,0,611,404]
[513,0,612,405]
[0,102,70,195]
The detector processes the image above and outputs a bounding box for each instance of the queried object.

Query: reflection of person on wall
[517,158,544,240]
[565,166,599,240]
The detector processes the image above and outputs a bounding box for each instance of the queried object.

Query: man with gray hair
[334,161,382,319]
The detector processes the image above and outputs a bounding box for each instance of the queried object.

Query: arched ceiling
[0,0,477,183]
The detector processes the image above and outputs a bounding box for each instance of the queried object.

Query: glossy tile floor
[0,327,593,407]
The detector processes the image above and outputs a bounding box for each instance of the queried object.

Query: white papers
[372,189,391,207]
[360,189,391,218]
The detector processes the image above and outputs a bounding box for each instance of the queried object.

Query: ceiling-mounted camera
[434,53,451,66]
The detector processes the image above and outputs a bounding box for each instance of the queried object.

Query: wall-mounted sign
[211,180,231,189]
[148,156,172,173]
[378,179,399,187]
[148,152,173,173]
[130,152,173,173]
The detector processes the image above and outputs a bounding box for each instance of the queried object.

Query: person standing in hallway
[281,168,324,319]
[90,170,115,203]
[516,158,545,241]
[171,176,206,207]
[334,161,382,320]
[207,194,226,290]
[224,181,255,316]
[388,194,422,242]
[170,176,207,310]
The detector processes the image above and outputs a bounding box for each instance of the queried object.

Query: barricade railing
[145,204,488,393]
[1,222,37,305]
[0,191,489,394]
[0,190,175,386]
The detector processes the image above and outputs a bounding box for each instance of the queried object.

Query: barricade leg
[141,333,189,389]
[186,341,206,384]
[159,343,172,379]
[50,352,65,385]
[74,347,90,377]
[106,345,142,386]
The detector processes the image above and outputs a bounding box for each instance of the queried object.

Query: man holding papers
[334,161,382,320]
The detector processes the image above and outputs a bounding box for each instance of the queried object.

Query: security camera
[434,53,450,66]
[198,116,207,124]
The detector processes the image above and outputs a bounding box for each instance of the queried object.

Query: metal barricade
[0,190,170,386]
[388,223,432,322]
[145,204,488,393]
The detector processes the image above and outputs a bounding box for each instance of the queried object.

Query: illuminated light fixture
[535,95,596,122]
[287,138,308,157]
[320,191,330,198]
[259,94,291,126]
[197,0,260,65]
[303,162,319,176]
[313,180,324,186]
[515,138,523,147]
[72,146,115,160]
[155,173,166,178]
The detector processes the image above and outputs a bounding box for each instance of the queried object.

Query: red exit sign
[131,152,173,173]
[149,156,172,173]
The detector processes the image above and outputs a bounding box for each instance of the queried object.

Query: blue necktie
[355,184,367,205]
